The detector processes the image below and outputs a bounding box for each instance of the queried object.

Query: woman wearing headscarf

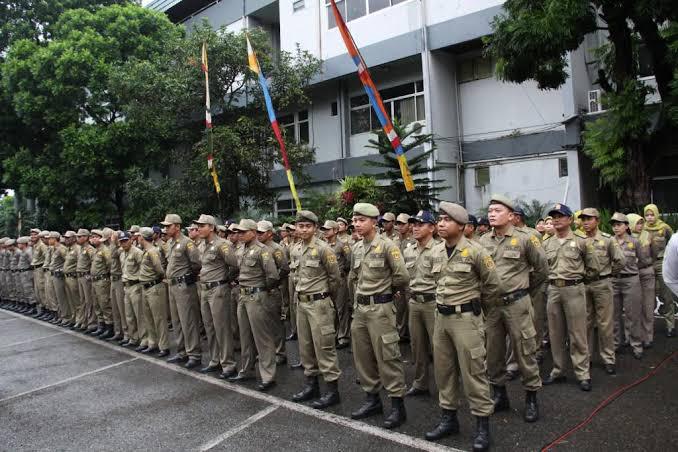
[643,204,676,337]
[628,214,657,347]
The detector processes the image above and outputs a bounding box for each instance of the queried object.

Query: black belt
[31,264,43,269]
[298,291,331,302]
[123,280,139,287]
[356,293,393,305]
[77,272,90,277]
[584,274,612,284]
[52,271,65,278]
[411,292,436,303]
[615,273,638,279]
[92,274,110,281]
[501,288,529,305]
[42,268,50,272]
[111,275,121,281]
[549,279,583,287]
[65,272,78,278]
[18,268,31,273]
[171,274,196,286]
[437,302,474,315]
[142,278,163,289]
[239,285,265,295]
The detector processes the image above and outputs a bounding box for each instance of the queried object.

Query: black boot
[350,392,383,419]
[524,391,539,423]
[491,384,510,412]
[425,409,460,441]
[292,376,320,402]
[89,322,105,336]
[472,416,490,452]
[383,397,406,429]
[311,380,340,409]
[99,325,114,339]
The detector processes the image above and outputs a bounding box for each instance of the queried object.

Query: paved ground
[0,308,676,452]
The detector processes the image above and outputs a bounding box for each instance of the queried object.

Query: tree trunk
[622,142,652,208]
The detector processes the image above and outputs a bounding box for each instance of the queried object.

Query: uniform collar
[490,224,515,238]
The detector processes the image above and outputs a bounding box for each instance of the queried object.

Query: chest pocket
[245,258,257,267]
[367,258,384,268]
[503,249,521,259]
[305,259,320,268]
[452,263,472,273]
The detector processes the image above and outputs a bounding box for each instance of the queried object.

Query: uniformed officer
[75,229,97,332]
[402,210,438,397]
[477,217,490,236]
[30,229,47,317]
[349,203,410,429]
[628,214,657,347]
[16,237,34,312]
[320,220,352,349]
[379,212,397,241]
[119,231,145,349]
[464,215,479,240]
[289,210,342,409]
[162,213,203,369]
[62,231,80,328]
[108,231,127,343]
[138,226,169,355]
[580,207,625,374]
[609,213,644,359]
[41,234,57,322]
[336,217,354,246]
[49,231,70,326]
[195,214,239,378]
[479,195,547,423]
[542,204,599,391]
[394,213,415,342]
[228,219,280,391]
[90,229,114,339]
[283,223,299,342]
[425,202,500,452]
[227,223,243,350]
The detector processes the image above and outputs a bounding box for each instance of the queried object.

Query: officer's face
[352,216,376,237]
[280,230,288,239]
[644,210,656,224]
[488,203,512,228]
[256,230,272,242]
[188,228,198,239]
[91,235,101,246]
[296,221,316,241]
[536,221,545,233]
[322,227,336,241]
[30,233,38,243]
[463,224,476,238]
[166,224,180,237]
[412,222,434,241]
[437,215,463,239]
[197,223,213,239]
[550,213,572,232]
[338,222,347,233]
[396,222,410,235]
[581,216,599,232]
[240,230,256,243]
[382,220,394,232]
[120,239,132,251]
[49,238,57,246]
[611,222,628,237]
[633,218,644,233]
[545,220,555,234]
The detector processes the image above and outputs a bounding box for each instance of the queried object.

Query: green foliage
[515,198,551,228]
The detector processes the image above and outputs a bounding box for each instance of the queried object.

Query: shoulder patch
[483,255,495,269]
[186,242,194,250]
[530,235,542,248]
[627,242,634,249]
[390,248,401,260]
[326,253,337,264]
[220,244,230,254]
[261,251,270,260]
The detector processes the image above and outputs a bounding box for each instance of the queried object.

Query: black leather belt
[92,273,110,281]
[298,291,331,302]
[77,272,90,277]
[111,275,122,281]
[501,288,529,305]
[142,278,163,289]
[356,293,393,305]
[437,302,474,315]
[171,274,196,286]
[123,280,139,287]
[18,268,31,273]
[549,279,582,287]
[615,273,638,279]
[411,292,436,303]
[52,271,65,278]
[65,272,78,278]
[584,274,612,284]
[239,285,265,295]
[31,264,43,269]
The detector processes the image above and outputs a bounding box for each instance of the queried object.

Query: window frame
[326,0,412,29]
[279,110,310,144]
[349,80,425,135]
[474,166,490,187]
[558,157,568,178]
[457,55,495,83]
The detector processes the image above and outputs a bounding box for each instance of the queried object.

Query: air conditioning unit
[588,90,603,113]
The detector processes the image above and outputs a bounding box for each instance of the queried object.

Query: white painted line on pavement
[199,405,279,451]
[1,309,462,452]
[0,317,20,323]
[0,332,66,349]
[0,358,138,404]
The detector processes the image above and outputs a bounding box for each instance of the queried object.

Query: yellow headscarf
[643,204,673,233]
[628,213,650,245]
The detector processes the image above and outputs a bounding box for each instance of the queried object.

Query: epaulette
[574,230,587,238]
[600,232,611,238]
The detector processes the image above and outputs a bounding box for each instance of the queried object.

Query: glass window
[475,167,490,187]
[292,0,305,12]
[327,0,345,29]
[558,158,568,178]
[279,114,294,125]
[415,94,425,121]
[475,56,493,79]
[391,0,409,4]
[346,0,366,21]
[298,121,309,143]
[349,80,425,133]
[393,97,415,125]
[458,56,494,83]
[369,0,390,13]
[298,110,308,121]
[458,59,475,83]
[351,107,371,134]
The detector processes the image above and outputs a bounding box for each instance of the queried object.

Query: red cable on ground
[542,350,678,451]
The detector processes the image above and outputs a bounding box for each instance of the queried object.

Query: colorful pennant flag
[202,42,221,194]
[328,0,415,191]
[246,35,302,211]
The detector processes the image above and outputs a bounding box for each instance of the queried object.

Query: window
[327,0,410,29]
[292,0,305,12]
[276,199,296,217]
[349,80,425,134]
[558,158,568,178]
[458,56,494,83]
[280,110,310,144]
[331,101,338,116]
[475,167,490,187]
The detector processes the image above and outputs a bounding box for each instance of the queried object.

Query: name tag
[367,260,384,268]
[305,260,320,267]
[503,250,521,259]
[453,263,471,273]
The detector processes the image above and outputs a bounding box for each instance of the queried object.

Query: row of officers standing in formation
[1,197,677,452]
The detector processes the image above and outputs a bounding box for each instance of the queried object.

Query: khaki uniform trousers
[586,279,615,365]
[64,276,79,323]
[237,290,278,383]
[297,295,341,382]
[286,275,297,337]
[407,298,435,390]
[93,279,112,325]
[200,283,235,369]
[487,295,541,391]
[529,279,548,350]
[124,284,144,345]
[351,301,406,398]
[613,275,643,354]
[270,288,286,357]
[142,282,169,350]
[170,281,201,359]
[638,267,656,344]
[547,284,590,380]
[394,289,410,339]
[52,275,68,319]
[655,260,676,331]
[33,269,45,308]
[231,285,240,348]
[21,271,34,304]
[335,276,352,343]
[433,310,493,417]
[44,273,57,311]
[77,276,95,327]
[110,278,126,338]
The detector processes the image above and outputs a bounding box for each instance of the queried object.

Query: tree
[364,121,449,214]
[485,1,678,207]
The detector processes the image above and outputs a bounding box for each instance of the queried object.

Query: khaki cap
[90,229,103,237]
[256,220,274,232]
[140,227,154,240]
[64,231,76,238]
[30,228,41,234]
[235,219,257,232]
[353,203,379,218]
[39,230,50,238]
[128,225,140,233]
[489,193,515,211]
[286,223,297,231]
[396,213,411,224]
[580,207,600,218]
[0,238,5,244]
[101,227,113,241]
[49,231,61,239]
[336,217,349,225]
[382,212,396,222]
[228,223,239,232]
[193,214,217,226]
[76,229,90,237]
[296,210,318,224]
[216,224,227,233]
[610,212,629,224]
[439,201,469,224]
[6,238,16,246]
[320,220,338,230]
[17,236,30,244]
[160,214,182,226]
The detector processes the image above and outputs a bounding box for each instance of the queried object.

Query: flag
[246,35,302,211]
[328,0,414,191]
[202,42,220,194]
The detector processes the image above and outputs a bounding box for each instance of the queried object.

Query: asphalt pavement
[0,308,676,452]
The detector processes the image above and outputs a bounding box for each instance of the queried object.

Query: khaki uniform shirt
[266,240,289,282]
[10,249,19,270]
[90,244,112,277]
[155,239,169,269]
[121,246,144,282]
[18,247,33,270]
[349,234,409,296]
[238,240,279,290]
[633,232,655,269]
[479,226,548,293]
[50,244,67,271]
[616,235,641,275]
[290,236,340,295]
[328,238,351,275]
[110,244,122,276]
[64,244,80,274]
[166,234,201,279]
[31,241,46,267]
[198,236,237,283]
[77,244,95,273]
[432,235,501,307]
[587,230,625,277]
[646,225,672,260]
[42,246,53,271]
[543,230,600,281]
[403,237,438,294]
[139,245,164,282]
